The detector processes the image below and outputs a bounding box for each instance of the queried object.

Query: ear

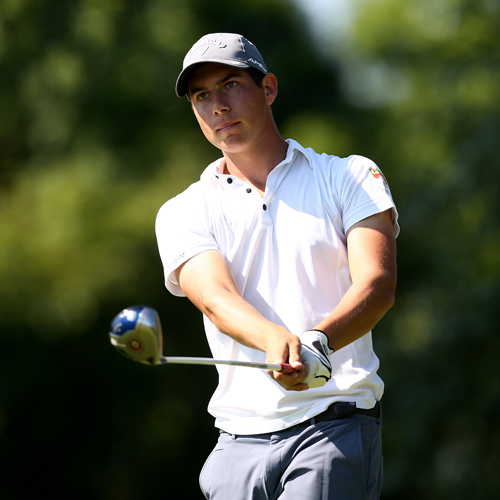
[262,73,278,105]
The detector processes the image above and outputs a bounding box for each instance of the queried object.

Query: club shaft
[160,356,293,373]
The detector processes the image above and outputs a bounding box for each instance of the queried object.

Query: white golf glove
[299,330,333,388]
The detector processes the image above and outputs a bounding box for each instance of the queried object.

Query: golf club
[109,305,294,373]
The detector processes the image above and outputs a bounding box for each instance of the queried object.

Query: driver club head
[109,305,163,365]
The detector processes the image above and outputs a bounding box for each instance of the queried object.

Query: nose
[212,91,230,115]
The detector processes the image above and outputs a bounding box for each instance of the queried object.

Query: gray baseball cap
[175,33,268,98]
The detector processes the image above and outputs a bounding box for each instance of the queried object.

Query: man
[156,33,399,500]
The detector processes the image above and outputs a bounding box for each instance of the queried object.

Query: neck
[222,132,288,194]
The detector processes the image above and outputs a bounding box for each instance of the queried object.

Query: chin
[219,137,254,154]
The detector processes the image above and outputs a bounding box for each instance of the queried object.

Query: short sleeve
[337,155,400,237]
[155,182,218,296]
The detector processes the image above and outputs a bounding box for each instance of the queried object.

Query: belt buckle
[332,402,357,419]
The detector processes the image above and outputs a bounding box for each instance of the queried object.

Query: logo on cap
[194,39,227,55]
[248,58,266,72]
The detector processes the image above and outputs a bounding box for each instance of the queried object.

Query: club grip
[279,363,294,374]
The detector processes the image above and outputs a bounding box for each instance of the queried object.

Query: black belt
[314,401,381,423]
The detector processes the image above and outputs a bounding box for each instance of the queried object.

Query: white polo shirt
[156,139,399,435]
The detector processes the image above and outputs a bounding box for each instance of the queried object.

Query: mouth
[216,121,240,133]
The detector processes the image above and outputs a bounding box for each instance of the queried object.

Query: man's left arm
[314,209,397,351]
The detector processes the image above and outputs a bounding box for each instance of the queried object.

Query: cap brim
[175,59,251,98]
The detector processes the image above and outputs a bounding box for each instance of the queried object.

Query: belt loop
[311,416,316,425]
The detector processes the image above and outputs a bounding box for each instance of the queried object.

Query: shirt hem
[212,395,380,435]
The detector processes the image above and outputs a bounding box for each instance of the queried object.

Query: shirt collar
[284,139,313,168]
[200,139,312,182]
[200,157,224,182]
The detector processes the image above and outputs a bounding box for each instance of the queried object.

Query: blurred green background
[1,0,499,498]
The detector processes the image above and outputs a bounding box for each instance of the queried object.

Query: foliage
[0,0,498,498]
[333,1,500,498]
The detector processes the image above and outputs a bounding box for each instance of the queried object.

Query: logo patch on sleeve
[370,166,387,183]
[369,166,391,194]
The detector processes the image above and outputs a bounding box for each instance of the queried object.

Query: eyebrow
[189,72,244,97]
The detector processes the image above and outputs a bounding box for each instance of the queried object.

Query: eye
[196,91,210,101]
[226,81,238,89]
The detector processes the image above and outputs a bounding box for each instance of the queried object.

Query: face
[187,63,277,154]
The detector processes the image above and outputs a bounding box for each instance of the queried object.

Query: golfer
[156,33,399,500]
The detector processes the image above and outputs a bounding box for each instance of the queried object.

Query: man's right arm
[174,249,309,391]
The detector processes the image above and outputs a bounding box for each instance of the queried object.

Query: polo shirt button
[246,188,252,193]
[263,204,267,210]
[227,178,233,184]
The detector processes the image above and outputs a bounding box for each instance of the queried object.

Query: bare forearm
[315,271,396,351]
[201,288,286,352]
[317,209,397,351]
[176,250,307,389]
[176,250,295,354]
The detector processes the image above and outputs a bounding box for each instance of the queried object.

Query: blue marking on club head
[110,305,146,337]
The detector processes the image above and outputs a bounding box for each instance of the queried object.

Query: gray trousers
[199,412,383,500]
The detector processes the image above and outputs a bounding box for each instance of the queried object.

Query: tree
[0,1,342,498]
[324,1,500,498]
